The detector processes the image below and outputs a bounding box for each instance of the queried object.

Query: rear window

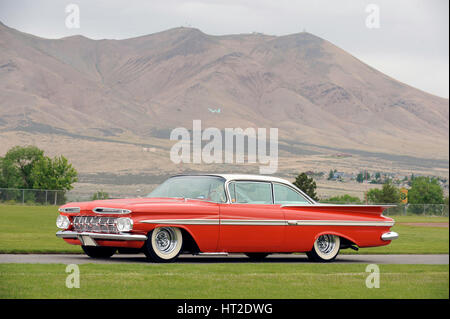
[229,181,273,204]
[273,183,310,205]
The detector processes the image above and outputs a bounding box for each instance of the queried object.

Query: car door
[273,182,315,252]
[218,181,285,252]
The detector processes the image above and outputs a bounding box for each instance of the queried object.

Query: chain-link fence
[383,204,448,216]
[0,188,140,205]
[0,188,67,205]
[0,188,448,216]
[66,191,141,203]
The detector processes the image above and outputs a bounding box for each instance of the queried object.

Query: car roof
[212,174,294,184]
[173,173,293,184]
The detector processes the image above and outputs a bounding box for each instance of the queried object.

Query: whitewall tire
[144,227,183,262]
[306,234,340,262]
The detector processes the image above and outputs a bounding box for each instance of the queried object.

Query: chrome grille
[72,216,118,233]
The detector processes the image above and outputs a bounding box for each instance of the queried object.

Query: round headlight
[116,218,133,232]
[56,215,70,229]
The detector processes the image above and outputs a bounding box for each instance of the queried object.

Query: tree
[0,157,22,188]
[31,155,78,191]
[293,172,318,201]
[356,173,364,183]
[327,169,336,180]
[1,146,44,188]
[366,181,401,204]
[408,177,444,204]
[407,173,415,186]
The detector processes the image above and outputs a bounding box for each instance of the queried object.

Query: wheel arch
[179,227,200,254]
[147,224,201,254]
[310,230,359,250]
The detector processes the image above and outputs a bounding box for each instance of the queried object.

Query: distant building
[330,172,345,181]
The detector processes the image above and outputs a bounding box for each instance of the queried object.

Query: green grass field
[0,263,448,299]
[0,205,81,253]
[0,205,448,299]
[342,216,449,255]
[0,204,448,254]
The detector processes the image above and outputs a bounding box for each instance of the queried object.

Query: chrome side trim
[93,207,132,214]
[197,252,229,256]
[220,219,286,226]
[281,204,397,208]
[293,220,395,227]
[141,219,285,226]
[56,231,147,241]
[381,231,399,241]
[139,219,394,227]
[140,219,220,225]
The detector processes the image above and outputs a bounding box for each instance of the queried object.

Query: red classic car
[56,174,398,262]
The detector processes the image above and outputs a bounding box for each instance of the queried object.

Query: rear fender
[310,230,359,251]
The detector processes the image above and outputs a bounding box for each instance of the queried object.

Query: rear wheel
[144,227,183,263]
[245,253,269,261]
[82,246,116,259]
[306,234,340,262]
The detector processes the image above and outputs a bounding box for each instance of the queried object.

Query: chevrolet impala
[56,174,398,262]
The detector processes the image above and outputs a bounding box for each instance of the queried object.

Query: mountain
[0,21,448,184]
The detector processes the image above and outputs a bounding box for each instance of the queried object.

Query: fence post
[22,189,24,204]
[54,191,57,206]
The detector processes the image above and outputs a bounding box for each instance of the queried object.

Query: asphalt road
[0,253,448,264]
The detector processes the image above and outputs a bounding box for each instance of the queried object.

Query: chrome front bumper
[56,231,147,241]
[381,231,399,241]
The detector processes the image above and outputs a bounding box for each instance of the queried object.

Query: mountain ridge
[0,21,448,173]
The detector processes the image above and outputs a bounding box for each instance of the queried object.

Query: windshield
[147,176,227,203]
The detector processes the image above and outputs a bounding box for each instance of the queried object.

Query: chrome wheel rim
[316,234,336,255]
[154,228,178,254]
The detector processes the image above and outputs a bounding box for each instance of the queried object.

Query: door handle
[287,220,297,226]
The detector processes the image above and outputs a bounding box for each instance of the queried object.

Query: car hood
[59,197,215,215]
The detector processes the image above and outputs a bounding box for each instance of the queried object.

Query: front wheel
[306,234,340,262]
[144,227,183,263]
[82,246,116,259]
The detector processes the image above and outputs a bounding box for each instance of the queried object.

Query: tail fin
[281,204,396,216]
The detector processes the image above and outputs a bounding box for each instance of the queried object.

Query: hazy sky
[1,0,448,98]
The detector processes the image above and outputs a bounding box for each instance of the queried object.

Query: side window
[229,182,273,204]
[273,183,310,205]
